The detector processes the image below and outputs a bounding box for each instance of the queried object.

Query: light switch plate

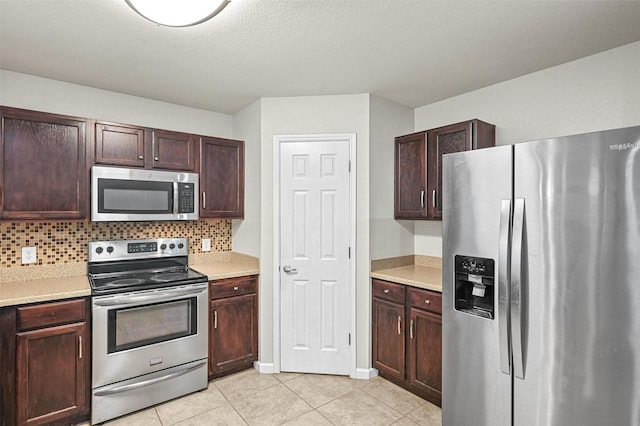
[202,238,211,252]
[22,246,37,264]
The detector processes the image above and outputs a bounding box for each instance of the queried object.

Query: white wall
[232,100,262,257]
[369,95,415,260]
[0,70,232,137]
[258,94,372,372]
[414,40,640,256]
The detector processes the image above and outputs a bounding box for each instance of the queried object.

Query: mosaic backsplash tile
[0,219,231,268]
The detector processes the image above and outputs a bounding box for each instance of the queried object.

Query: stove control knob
[106,246,114,254]
[160,244,167,250]
[169,243,176,249]
[178,243,184,249]
[95,247,104,254]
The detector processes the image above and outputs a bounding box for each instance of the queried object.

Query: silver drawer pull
[425,299,431,305]
[233,286,239,291]
[383,289,390,294]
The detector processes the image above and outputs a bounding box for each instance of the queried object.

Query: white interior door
[279,137,352,375]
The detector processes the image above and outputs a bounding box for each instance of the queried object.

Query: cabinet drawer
[210,276,257,300]
[408,287,442,314]
[17,298,86,331]
[372,279,405,304]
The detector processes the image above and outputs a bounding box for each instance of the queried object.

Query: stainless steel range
[88,238,208,425]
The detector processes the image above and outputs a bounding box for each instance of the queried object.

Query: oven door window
[108,298,197,353]
[98,178,173,214]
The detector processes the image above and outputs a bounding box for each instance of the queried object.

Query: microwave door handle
[173,182,179,214]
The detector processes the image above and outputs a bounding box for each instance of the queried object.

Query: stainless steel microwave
[91,166,198,221]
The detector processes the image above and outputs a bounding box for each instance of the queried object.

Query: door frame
[273,133,357,377]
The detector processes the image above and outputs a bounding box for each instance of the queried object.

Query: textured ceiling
[1,0,640,114]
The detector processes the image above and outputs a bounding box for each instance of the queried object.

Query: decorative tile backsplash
[0,219,231,268]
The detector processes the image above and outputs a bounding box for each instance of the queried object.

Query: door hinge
[349,160,351,173]
[348,247,351,259]
[348,333,351,346]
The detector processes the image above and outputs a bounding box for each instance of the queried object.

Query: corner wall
[258,94,371,372]
[369,95,415,260]
[414,40,640,256]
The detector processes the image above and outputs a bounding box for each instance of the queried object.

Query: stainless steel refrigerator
[442,126,640,426]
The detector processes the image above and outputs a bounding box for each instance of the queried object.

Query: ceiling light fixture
[125,0,230,27]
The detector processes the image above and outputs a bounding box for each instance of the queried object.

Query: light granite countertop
[370,255,443,293]
[0,252,259,307]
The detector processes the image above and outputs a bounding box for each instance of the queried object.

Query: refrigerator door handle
[511,198,526,379]
[498,199,512,375]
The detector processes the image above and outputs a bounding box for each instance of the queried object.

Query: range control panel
[88,238,188,263]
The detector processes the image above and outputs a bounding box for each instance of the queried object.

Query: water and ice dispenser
[454,255,495,319]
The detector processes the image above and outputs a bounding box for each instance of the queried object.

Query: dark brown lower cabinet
[0,298,90,426]
[372,279,442,406]
[209,275,258,380]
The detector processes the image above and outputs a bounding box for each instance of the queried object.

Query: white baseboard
[254,361,275,374]
[354,368,378,380]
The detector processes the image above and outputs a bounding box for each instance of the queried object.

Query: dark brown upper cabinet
[426,120,495,219]
[395,119,495,220]
[151,129,197,172]
[94,122,197,172]
[94,122,145,168]
[395,131,428,219]
[200,136,245,219]
[0,107,89,220]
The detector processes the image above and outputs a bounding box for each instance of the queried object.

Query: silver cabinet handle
[397,316,402,335]
[202,192,206,209]
[383,289,390,294]
[233,286,239,291]
[420,190,425,208]
[410,319,414,339]
[79,335,83,359]
[138,155,143,160]
[283,265,297,273]
[425,299,430,305]
[214,310,218,329]
[432,190,437,208]
[154,156,159,161]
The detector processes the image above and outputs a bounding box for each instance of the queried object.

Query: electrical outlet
[202,238,211,252]
[22,246,37,264]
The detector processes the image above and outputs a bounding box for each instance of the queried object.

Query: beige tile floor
[80,369,442,425]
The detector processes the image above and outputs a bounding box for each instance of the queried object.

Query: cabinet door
[394,132,427,219]
[151,129,197,171]
[16,322,88,425]
[426,121,473,219]
[200,137,244,218]
[209,293,258,378]
[408,307,442,405]
[372,298,405,380]
[95,122,146,167]
[0,107,87,220]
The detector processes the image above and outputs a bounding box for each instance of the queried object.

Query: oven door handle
[93,285,207,307]
[93,361,206,396]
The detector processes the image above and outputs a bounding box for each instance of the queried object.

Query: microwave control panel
[177,183,195,213]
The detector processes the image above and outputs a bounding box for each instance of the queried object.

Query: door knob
[282,265,297,273]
